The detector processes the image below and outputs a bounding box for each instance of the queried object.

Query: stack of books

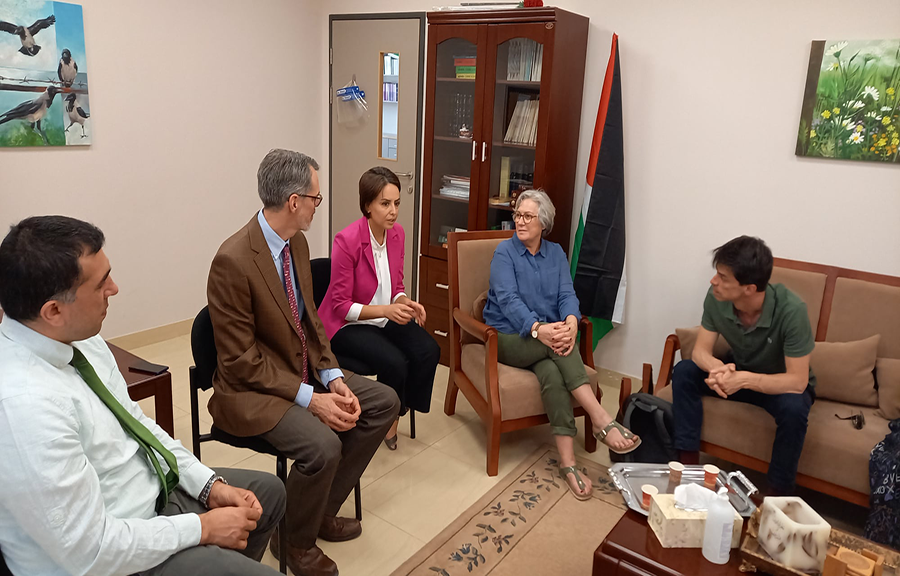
[454,56,476,79]
[506,39,542,82]
[438,175,470,200]
[503,96,540,146]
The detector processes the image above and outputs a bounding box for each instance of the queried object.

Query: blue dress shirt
[482,235,582,337]
[258,211,343,407]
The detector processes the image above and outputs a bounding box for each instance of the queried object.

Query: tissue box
[648,494,743,549]
[757,496,831,572]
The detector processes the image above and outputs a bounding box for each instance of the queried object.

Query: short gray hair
[257,149,320,209]
[516,189,556,236]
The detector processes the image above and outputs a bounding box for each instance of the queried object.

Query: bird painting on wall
[0,86,61,144]
[0,15,56,56]
[64,93,88,138]
[58,48,77,86]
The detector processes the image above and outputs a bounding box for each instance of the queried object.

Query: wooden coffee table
[593,509,749,576]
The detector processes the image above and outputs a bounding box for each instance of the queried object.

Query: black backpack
[865,418,900,547]
[610,392,678,464]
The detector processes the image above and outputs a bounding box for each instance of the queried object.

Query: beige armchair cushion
[810,335,879,406]
[460,343,598,421]
[676,326,731,362]
[875,357,900,419]
[473,290,489,323]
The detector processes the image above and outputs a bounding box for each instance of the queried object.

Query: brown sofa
[620,258,900,506]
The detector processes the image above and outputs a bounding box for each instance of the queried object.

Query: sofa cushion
[657,385,890,495]
[827,277,900,359]
[810,335,880,406]
[770,267,827,334]
[461,343,598,421]
[876,357,900,420]
[676,326,731,362]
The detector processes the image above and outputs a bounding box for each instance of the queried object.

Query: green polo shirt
[701,283,816,388]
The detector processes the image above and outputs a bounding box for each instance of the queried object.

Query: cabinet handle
[435,283,449,290]
[434,330,448,338]
[482,141,487,162]
[472,141,477,161]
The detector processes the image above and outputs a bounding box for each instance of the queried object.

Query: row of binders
[503,97,540,146]
[507,39,543,82]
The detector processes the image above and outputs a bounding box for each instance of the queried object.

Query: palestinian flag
[570,34,626,349]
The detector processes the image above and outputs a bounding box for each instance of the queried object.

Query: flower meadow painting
[796,39,899,163]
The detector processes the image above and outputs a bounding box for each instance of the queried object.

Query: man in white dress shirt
[0,216,285,575]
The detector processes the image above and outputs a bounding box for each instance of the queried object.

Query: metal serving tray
[608,462,758,518]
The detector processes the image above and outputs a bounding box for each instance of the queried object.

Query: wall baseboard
[107,318,193,351]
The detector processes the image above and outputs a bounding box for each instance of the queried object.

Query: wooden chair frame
[618,257,900,507]
[444,230,599,476]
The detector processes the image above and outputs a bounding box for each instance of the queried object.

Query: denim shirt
[482,235,582,337]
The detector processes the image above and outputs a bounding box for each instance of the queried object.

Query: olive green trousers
[497,333,590,437]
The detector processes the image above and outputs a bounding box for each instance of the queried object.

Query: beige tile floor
[128,335,626,575]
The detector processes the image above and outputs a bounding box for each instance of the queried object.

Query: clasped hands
[199,480,264,550]
[705,363,754,397]
[384,297,426,326]
[535,316,578,356]
[309,377,362,432]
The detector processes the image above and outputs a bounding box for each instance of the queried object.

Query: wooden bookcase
[419,7,589,365]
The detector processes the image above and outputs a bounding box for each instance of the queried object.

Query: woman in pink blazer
[320,167,440,449]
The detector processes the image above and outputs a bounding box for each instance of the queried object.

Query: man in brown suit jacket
[207,149,400,576]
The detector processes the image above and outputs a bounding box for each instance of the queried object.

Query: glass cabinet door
[427,35,480,251]
[484,32,545,232]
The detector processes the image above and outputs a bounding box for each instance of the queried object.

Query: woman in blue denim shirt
[483,190,640,500]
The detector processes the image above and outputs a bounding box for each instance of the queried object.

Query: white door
[330,14,424,296]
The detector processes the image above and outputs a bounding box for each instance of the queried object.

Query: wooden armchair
[444,230,601,476]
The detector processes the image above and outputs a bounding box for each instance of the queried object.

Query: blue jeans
[671,360,815,492]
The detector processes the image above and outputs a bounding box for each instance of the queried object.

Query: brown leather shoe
[270,528,338,576]
[318,515,362,542]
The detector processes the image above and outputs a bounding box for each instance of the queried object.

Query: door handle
[472,141,477,161]
[434,330,448,338]
[482,141,487,162]
[435,283,449,290]
[395,171,414,178]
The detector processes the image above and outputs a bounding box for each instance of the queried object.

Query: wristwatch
[531,323,539,339]
[199,475,228,508]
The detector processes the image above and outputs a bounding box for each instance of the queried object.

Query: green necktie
[70,347,179,512]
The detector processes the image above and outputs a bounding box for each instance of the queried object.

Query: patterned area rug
[391,447,628,576]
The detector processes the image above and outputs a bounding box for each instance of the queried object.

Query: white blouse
[344,223,405,329]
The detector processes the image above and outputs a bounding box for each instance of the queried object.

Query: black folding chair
[189,306,362,575]
[309,257,415,438]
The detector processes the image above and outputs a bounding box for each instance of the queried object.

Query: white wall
[1,0,327,339]
[3,0,897,379]
[323,0,900,378]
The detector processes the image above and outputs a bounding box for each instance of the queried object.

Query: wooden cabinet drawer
[424,303,451,366]
[419,256,450,310]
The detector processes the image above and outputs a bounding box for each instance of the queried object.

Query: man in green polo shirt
[672,236,815,494]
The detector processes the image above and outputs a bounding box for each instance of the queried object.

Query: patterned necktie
[70,347,179,512]
[282,243,310,384]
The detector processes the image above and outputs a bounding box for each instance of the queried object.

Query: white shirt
[344,224,405,329]
[0,317,215,575]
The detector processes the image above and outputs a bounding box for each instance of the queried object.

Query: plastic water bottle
[702,487,734,564]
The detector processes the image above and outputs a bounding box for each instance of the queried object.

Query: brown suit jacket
[207,215,340,436]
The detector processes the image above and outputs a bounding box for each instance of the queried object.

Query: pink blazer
[320,216,406,339]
